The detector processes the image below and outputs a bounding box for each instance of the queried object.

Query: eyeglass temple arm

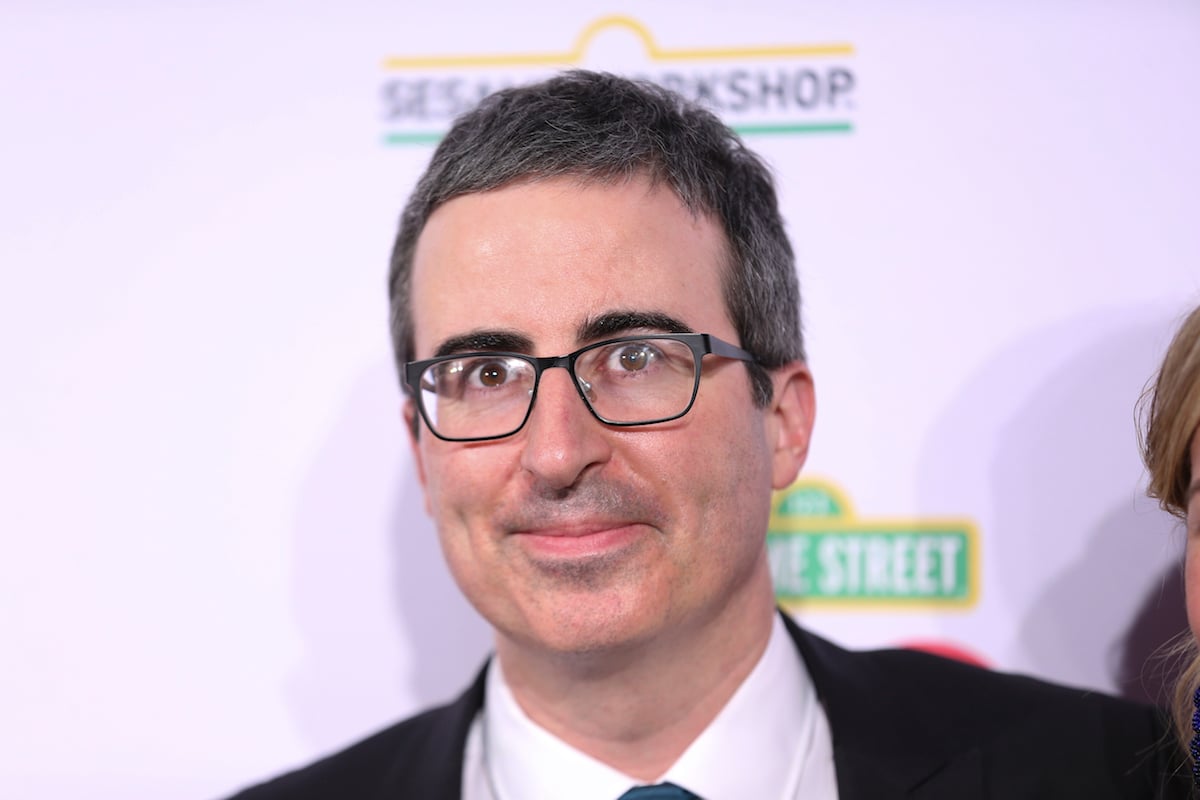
[704,334,757,363]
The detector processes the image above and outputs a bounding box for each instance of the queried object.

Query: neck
[494,568,777,780]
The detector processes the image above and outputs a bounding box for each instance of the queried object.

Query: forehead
[409,176,734,358]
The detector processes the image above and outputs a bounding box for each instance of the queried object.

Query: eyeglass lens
[418,337,699,440]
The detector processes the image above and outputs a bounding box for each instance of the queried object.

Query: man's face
[406,175,812,657]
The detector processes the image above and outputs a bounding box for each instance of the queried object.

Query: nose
[518,366,612,493]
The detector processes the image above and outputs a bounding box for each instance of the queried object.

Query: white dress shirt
[461,614,839,800]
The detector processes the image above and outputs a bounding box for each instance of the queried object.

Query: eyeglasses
[404,333,757,442]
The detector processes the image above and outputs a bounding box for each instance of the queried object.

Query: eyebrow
[576,310,693,342]
[430,310,694,359]
[433,330,534,358]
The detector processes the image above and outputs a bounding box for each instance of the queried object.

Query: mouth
[509,521,648,560]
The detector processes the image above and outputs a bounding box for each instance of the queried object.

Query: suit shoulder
[222,704,460,800]
[221,665,486,800]
[791,622,1187,794]
[892,646,1148,704]
[852,644,1162,731]
[848,645,1187,792]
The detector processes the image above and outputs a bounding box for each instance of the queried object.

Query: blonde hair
[1139,303,1200,751]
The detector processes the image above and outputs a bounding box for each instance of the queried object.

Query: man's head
[389,71,814,660]
[388,70,803,408]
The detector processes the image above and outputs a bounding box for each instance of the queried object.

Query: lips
[510,521,647,559]
[494,480,666,560]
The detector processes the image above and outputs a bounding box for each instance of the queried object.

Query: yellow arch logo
[382,15,854,69]
[380,16,858,145]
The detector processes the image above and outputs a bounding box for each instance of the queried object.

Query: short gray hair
[387,70,803,406]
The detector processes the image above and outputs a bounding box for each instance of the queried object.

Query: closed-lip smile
[509,520,648,559]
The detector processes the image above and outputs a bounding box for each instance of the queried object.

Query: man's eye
[617,346,654,371]
[471,360,511,387]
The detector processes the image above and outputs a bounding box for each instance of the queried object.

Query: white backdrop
[3,2,1199,797]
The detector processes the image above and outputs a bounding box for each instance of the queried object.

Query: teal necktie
[617,783,701,799]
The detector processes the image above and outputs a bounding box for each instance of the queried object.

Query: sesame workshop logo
[768,479,980,610]
[380,15,857,145]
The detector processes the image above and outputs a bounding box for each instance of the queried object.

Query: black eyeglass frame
[404,332,758,442]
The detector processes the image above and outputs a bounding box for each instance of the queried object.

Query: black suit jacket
[227,614,1190,799]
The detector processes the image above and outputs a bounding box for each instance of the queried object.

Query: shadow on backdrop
[918,307,1187,703]
[1118,558,1188,707]
[389,457,492,705]
[1016,503,1185,705]
[286,361,490,755]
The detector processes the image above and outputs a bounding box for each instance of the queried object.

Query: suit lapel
[832,746,985,799]
[781,612,984,800]
[382,661,489,800]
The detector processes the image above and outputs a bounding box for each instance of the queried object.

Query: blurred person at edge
[1141,303,1200,793]
[223,71,1188,799]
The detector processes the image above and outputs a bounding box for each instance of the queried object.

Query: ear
[765,361,815,490]
[403,399,430,495]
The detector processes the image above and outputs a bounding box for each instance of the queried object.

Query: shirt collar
[484,655,633,800]
[483,614,815,800]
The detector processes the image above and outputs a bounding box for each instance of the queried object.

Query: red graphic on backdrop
[899,639,991,668]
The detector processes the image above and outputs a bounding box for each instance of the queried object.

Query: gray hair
[387,69,803,407]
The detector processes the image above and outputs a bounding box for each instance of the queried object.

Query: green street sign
[768,480,979,609]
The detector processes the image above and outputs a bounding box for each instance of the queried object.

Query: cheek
[420,445,502,524]
[1188,537,1200,645]
[662,413,774,558]
[418,446,511,600]
[416,444,481,550]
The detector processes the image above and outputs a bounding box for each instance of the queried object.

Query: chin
[511,595,668,659]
